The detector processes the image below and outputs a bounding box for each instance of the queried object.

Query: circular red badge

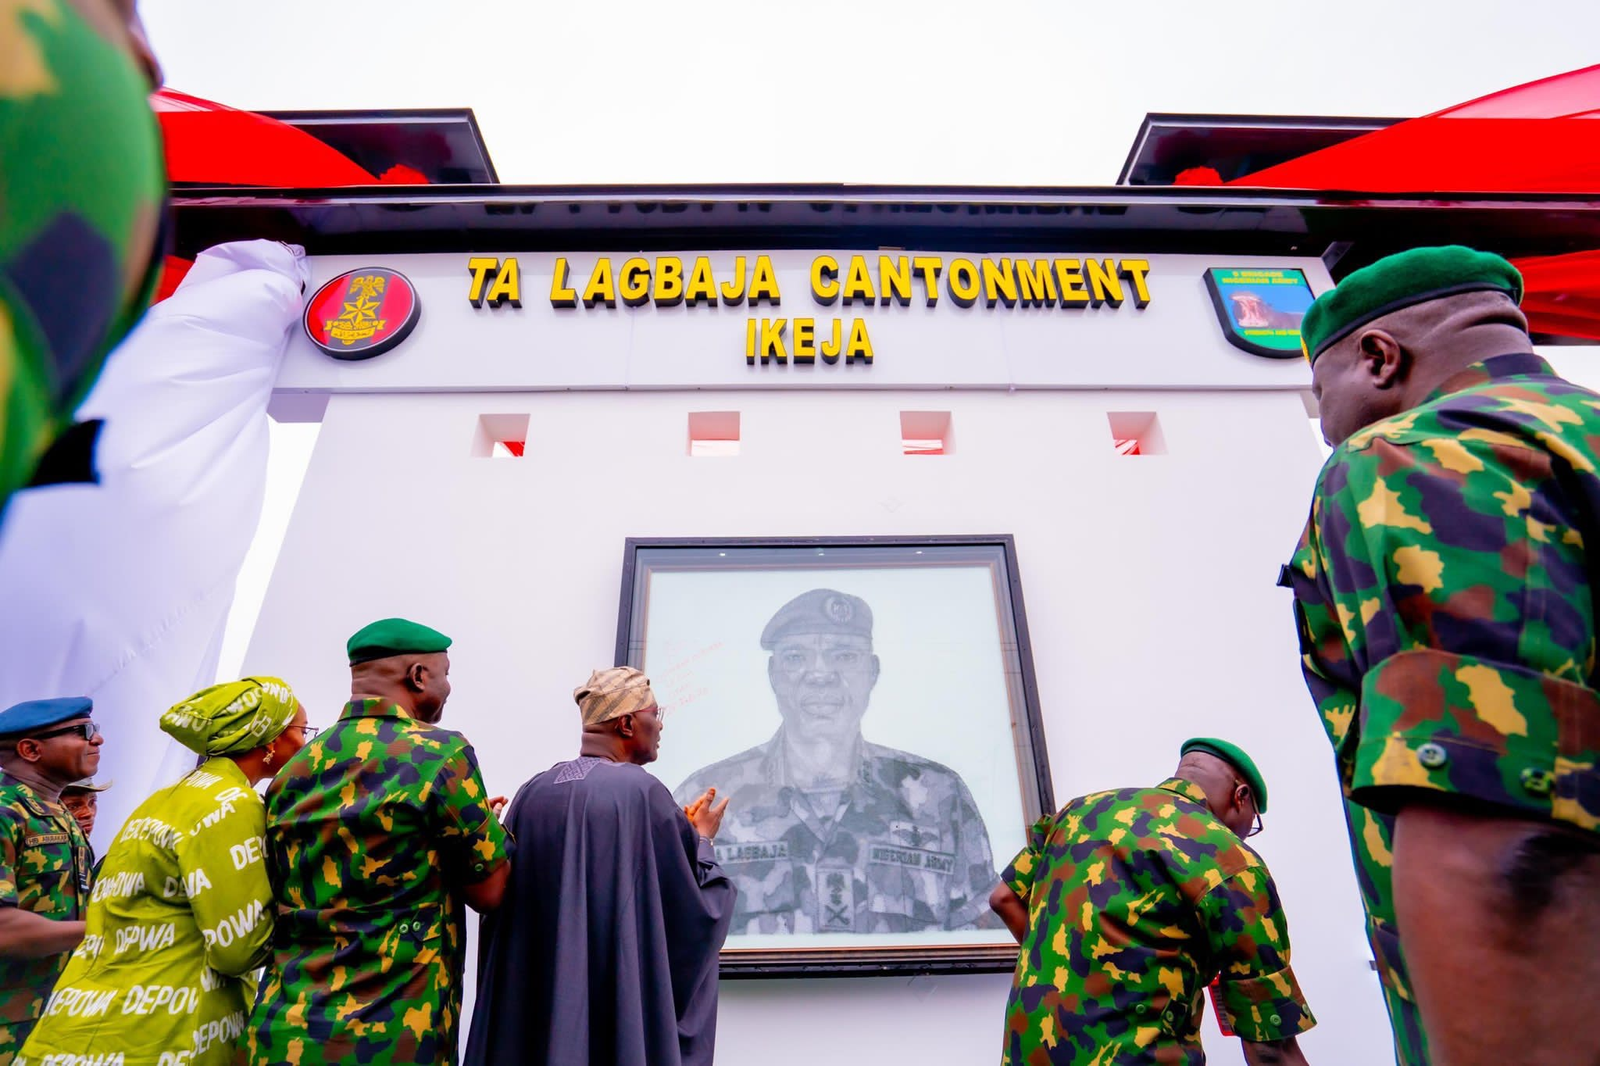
[304,268,420,360]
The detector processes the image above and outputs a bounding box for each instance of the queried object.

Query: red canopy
[1229,65,1600,193]
[152,89,429,299]
[154,89,385,186]
[1221,67,1600,339]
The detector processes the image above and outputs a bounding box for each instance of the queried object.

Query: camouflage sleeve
[945,775,1002,929]
[433,741,510,884]
[0,808,17,908]
[1000,816,1050,904]
[1199,864,1315,1042]
[1313,433,1600,823]
[1287,512,1362,766]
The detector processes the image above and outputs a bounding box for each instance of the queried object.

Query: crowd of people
[4,248,1600,1064]
[2,8,1598,1056]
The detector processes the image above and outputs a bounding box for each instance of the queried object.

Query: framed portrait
[615,535,1054,976]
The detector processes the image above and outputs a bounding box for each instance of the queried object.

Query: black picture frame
[615,535,1052,977]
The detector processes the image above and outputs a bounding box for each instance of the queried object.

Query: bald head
[350,651,451,724]
[1312,289,1531,446]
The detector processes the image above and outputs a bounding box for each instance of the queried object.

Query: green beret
[1302,245,1522,363]
[347,617,452,665]
[1181,736,1269,814]
[760,589,873,650]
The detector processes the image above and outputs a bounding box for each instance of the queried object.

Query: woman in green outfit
[18,677,311,1066]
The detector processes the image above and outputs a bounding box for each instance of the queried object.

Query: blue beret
[1302,245,1522,363]
[760,589,873,650]
[347,617,452,665]
[0,697,94,739]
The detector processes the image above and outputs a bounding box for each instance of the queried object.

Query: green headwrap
[160,677,299,756]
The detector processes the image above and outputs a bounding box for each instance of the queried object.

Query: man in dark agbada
[467,666,736,1066]
[1285,245,1600,1065]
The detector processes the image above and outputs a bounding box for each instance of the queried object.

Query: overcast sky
[153,0,1600,677]
[145,0,1600,186]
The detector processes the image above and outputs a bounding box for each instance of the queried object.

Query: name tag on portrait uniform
[868,844,956,875]
[715,840,790,864]
[815,863,855,932]
[24,833,69,847]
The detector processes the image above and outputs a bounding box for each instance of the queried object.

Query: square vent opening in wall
[689,411,740,457]
[901,411,952,455]
[472,414,529,458]
[1107,412,1166,456]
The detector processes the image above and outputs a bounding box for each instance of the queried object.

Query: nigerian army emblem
[305,268,421,360]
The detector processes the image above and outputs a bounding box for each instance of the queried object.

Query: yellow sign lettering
[811,255,840,305]
[550,257,578,308]
[654,256,685,306]
[466,256,498,307]
[793,318,816,363]
[685,256,719,306]
[619,258,651,307]
[748,255,781,306]
[581,258,616,309]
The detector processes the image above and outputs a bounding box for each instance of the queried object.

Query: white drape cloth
[0,240,309,843]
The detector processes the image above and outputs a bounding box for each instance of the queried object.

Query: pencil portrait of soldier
[673,588,1003,936]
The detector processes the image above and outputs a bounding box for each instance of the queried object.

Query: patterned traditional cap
[347,617,452,666]
[62,777,112,793]
[160,677,299,756]
[0,697,93,739]
[759,588,873,650]
[1301,245,1523,363]
[574,666,656,726]
[1182,736,1270,814]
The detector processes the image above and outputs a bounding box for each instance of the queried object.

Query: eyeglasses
[1241,786,1264,838]
[297,724,322,740]
[626,705,666,722]
[29,721,100,743]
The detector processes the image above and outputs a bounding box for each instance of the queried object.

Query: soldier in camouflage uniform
[2,0,166,519]
[674,588,1001,935]
[1285,246,1600,1065]
[989,739,1314,1066]
[0,698,100,1064]
[246,619,510,1066]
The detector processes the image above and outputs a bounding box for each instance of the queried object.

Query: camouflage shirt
[245,699,510,1066]
[1000,778,1314,1065]
[0,774,93,1064]
[674,732,1001,934]
[1284,352,1600,1064]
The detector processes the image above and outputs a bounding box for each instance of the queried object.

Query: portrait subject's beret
[347,617,453,665]
[0,697,94,739]
[1301,245,1523,363]
[760,588,873,650]
[1181,736,1270,814]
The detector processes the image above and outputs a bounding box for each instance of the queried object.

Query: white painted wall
[244,383,1393,1064]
